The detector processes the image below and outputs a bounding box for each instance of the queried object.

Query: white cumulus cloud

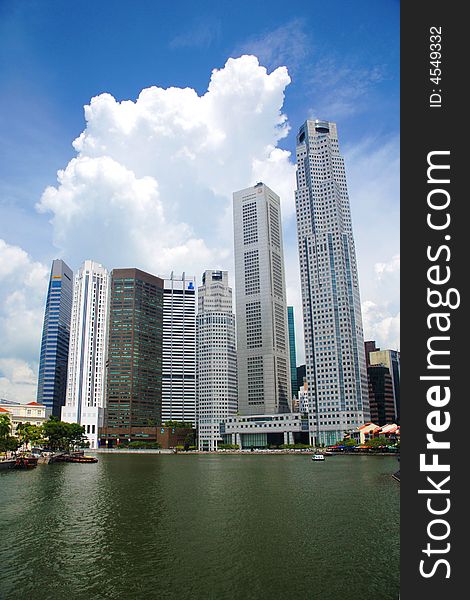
[0,239,48,402]
[0,358,38,403]
[361,253,400,350]
[36,55,295,277]
[362,301,400,351]
[375,254,400,279]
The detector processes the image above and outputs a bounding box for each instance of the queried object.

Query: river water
[0,454,399,600]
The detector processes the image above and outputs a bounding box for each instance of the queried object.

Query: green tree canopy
[183,432,195,450]
[42,416,88,451]
[164,421,193,429]
[67,422,89,448]
[0,435,20,453]
[16,422,44,448]
[0,414,12,439]
[0,414,18,453]
[365,436,390,447]
[335,437,358,447]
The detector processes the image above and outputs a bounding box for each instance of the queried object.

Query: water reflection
[0,455,399,600]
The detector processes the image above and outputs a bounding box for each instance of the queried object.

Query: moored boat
[312,453,325,461]
[50,451,98,463]
[66,455,98,463]
[13,455,38,469]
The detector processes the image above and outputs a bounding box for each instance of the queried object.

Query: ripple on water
[0,454,399,600]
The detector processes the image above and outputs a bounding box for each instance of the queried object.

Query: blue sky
[0,0,399,401]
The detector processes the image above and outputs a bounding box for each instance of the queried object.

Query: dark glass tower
[287,306,297,398]
[37,259,73,416]
[296,364,306,396]
[367,365,396,426]
[104,269,164,440]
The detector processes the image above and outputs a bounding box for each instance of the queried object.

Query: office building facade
[296,364,306,399]
[366,342,400,423]
[220,413,309,449]
[287,306,297,399]
[37,259,73,417]
[295,120,370,446]
[61,260,109,448]
[367,365,396,426]
[196,270,237,451]
[162,273,196,425]
[103,269,164,443]
[233,182,292,415]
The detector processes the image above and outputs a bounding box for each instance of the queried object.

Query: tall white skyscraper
[162,273,196,425]
[196,270,237,451]
[295,119,370,446]
[61,260,109,449]
[233,182,292,415]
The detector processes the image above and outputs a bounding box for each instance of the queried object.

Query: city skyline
[0,4,404,599]
[2,247,401,445]
[0,1,399,404]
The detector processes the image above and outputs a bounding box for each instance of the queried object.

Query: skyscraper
[366,364,396,426]
[162,273,196,425]
[37,259,73,417]
[287,306,297,399]
[295,119,370,446]
[364,340,378,366]
[103,269,164,443]
[296,364,306,399]
[61,260,109,449]
[196,270,237,451]
[233,182,291,415]
[366,343,400,423]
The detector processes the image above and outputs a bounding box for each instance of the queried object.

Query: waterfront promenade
[91,447,399,456]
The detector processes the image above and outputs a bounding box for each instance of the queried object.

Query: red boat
[14,455,38,469]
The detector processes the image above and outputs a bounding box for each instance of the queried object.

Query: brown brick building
[99,425,194,448]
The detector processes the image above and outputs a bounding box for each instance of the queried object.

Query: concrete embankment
[87,449,400,456]
[90,448,175,454]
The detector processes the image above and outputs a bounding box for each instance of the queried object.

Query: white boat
[312,453,325,461]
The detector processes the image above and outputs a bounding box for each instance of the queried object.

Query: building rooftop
[380,424,399,434]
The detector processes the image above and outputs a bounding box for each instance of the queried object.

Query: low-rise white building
[352,422,400,445]
[220,413,310,448]
[0,400,47,432]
